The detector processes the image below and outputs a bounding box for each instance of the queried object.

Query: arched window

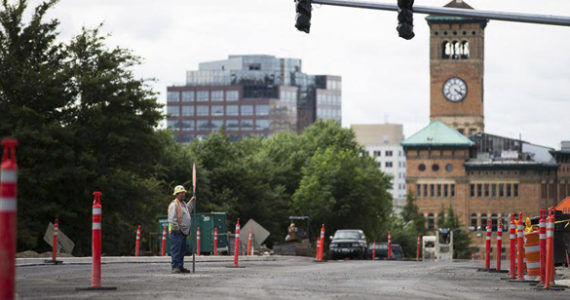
[451,41,460,60]
[428,213,435,229]
[470,213,477,230]
[461,41,470,59]
[480,213,487,231]
[491,214,498,231]
[442,41,450,59]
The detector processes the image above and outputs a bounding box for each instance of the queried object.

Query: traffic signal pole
[310,0,570,27]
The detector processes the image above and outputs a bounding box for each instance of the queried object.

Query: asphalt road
[16,257,570,299]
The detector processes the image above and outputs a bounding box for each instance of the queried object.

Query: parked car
[329,229,367,260]
[366,242,405,260]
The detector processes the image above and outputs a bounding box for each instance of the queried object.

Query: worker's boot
[171,267,182,274]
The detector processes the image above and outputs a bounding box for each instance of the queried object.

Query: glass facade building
[166,55,341,143]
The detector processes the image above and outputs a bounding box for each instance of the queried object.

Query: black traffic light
[295,0,312,33]
[397,0,414,40]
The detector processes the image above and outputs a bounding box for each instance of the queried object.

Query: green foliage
[401,190,426,234]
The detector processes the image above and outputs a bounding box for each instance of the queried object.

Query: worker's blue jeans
[170,231,187,269]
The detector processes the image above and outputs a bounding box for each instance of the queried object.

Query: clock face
[442,77,468,102]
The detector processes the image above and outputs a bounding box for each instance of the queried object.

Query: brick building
[402,1,570,257]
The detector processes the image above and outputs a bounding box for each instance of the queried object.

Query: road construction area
[17,256,570,299]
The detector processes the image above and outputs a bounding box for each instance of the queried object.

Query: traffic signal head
[397,0,415,40]
[295,0,312,33]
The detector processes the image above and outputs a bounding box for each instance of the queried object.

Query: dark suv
[329,230,367,260]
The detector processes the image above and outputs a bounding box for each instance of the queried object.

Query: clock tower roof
[426,0,488,26]
[401,121,475,147]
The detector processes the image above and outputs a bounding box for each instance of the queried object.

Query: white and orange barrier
[496,220,502,271]
[315,224,325,262]
[0,138,18,300]
[523,230,540,281]
[234,219,240,267]
[161,225,167,256]
[135,225,141,257]
[509,218,516,279]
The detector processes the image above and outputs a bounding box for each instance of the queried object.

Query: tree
[401,190,425,234]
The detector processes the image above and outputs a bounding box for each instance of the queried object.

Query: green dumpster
[158,212,228,255]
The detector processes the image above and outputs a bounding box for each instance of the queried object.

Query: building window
[470,213,477,230]
[386,151,393,157]
[445,164,453,172]
[181,121,194,131]
[211,120,222,130]
[167,91,179,102]
[210,105,223,116]
[226,105,239,116]
[506,184,511,197]
[491,214,498,231]
[197,120,211,130]
[418,164,426,171]
[416,184,421,197]
[256,120,270,131]
[385,162,393,168]
[167,106,179,117]
[499,184,504,197]
[196,105,208,116]
[226,90,239,101]
[241,105,253,116]
[197,91,209,102]
[458,128,464,135]
[428,214,434,229]
[480,214,487,231]
[182,91,194,102]
[211,90,224,101]
[432,164,440,171]
[470,184,475,197]
[450,184,455,197]
[182,106,194,116]
[514,184,518,197]
[256,105,270,116]
[430,184,434,197]
[444,184,448,197]
[240,119,254,130]
[492,184,497,197]
[373,151,381,157]
[477,184,482,197]
[484,184,489,197]
[226,119,239,131]
[167,120,179,130]
[437,184,442,197]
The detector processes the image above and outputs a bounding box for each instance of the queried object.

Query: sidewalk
[17,255,281,267]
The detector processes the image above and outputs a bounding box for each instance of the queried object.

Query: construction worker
[168,185,195,274]
[524,217,534,232]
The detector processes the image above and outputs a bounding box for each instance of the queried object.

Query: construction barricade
[523,230,540,281]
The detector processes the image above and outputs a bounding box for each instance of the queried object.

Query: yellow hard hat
[525,217,531,227]
[173,185,187,196]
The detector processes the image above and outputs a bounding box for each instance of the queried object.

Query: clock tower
[427,0,488,136]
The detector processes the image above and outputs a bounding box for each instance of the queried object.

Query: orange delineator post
[517,216,525,281]
[246,230,253,256]
[387,231,392,260]
[234,219,240,267]
[485,219,491,270]
[416,234,421,261]
[0,138,18,300]
[214,227,218,256]
[52,218,60,262]
[509,218,516,279]
[496,220,502,271]
[372,241,376,260]
[316,224,325,261]
[197,227,201,256]
[539,210,546,284]
[135,225,141,257]
[91,192,103,287]
[545,213,555,289]
[161,225,167,256]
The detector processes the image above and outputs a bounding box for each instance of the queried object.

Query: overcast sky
[35,0,570,148]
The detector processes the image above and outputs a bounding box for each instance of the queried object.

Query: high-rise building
[166,55,341,143]
[351,124,407,211]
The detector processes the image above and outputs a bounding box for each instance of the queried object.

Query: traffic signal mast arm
[305,0,570,27]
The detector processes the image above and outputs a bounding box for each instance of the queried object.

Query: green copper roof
[401,121,475,147]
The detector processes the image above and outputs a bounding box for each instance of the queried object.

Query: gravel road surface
[16,257,570,299]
